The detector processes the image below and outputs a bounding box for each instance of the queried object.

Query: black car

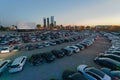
[35,43,44,49]
[101,67,120,80]
[68,38,74,42]
[59,39,65,43]
[12,45,21,51]
[79,43,88,48]
[41,52,55,63]
[61,48,73,56]
[75,44,84,50]
[29,54,43,65]
[106,51,120,56]
[25,44,34,50]
[94,57,120,70]
[64,38,70,42]
[55,40,62,44]
[62,70,88,80]
[51,49,65,58]
[98,54,120,62]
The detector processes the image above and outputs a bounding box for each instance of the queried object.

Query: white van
[9,56,27,73]
[0,45,14,53]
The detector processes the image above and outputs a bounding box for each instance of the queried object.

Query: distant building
[17,22,36,29]
[54,21,56,27]
[43,18,46,28]
[47,17,49,28]
[51,16,54,25]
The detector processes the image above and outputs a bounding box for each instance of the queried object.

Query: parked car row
[0,30,90,53]
[100,31,120,44]
[62,64,111,80]
[0,56,27,75]
[23,33,88,51]
[0,30,84,46]
[58,33,120,80]
[93,32,120,80]
[29,35,96,66]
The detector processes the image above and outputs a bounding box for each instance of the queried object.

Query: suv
[29,54,43,66]
[61,48,73,56]
[94,57,120,70]
[101,67,120,80]
[51,49,65,58]
[9,56,27,73]
[62,70,88,80]
[0,46,14,53]
[98,54,120,62]
[77,64,111,80]
[41,52,55,63]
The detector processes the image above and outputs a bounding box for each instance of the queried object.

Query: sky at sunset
[0,0,120,26]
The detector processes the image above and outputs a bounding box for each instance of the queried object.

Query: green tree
[36,24,41,29]
[0,25,6,31]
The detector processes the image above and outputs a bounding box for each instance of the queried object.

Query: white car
[66,46,80,53]
[9,56,27,73]
[0,46,14,53]
[42,42,50,47]
[77,64,111,80]
[0,41,8,45]
[0,60,11,74]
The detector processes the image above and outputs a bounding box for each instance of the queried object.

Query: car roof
[11,56,26,65]
[100,54,120,58]
[98,57,120,65]
[86,67,105,78]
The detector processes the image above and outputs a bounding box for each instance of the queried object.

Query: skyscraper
[54,21,56,27]
[51,16,54,26]
[43,17,46,28]
[47,17,49,29]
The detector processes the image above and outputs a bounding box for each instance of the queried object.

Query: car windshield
[69,47,75,49]
[86,68,105,78]
[77,45,82,47]
[10,64,19,68]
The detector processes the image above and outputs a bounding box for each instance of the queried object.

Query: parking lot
[0,35,111,80]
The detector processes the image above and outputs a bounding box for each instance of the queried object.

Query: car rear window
[21,58,25,63]
[86,72,101,80]
[87,68,105,78]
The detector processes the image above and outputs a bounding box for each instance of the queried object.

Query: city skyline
[0,0,120,26]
